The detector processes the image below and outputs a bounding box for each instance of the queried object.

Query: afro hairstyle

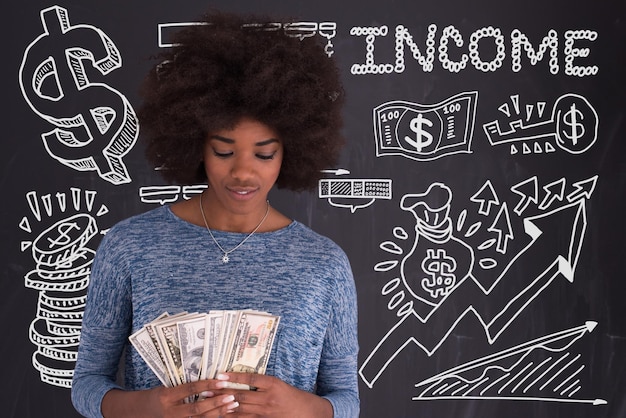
[138,10,346,191]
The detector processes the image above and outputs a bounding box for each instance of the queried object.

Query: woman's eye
[213,150,233,158]
[256,152,276,160]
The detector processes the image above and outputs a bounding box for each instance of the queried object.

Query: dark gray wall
[3,1,625,417]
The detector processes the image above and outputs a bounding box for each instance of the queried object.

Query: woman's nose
[230,155,254,180]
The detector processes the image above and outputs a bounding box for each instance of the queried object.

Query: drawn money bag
[400,183,474,318]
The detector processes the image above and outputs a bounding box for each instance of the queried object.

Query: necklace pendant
[200,194,270,266]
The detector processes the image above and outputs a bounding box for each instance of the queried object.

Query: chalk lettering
[350,24,598,76]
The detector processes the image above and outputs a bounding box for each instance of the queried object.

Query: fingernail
[222,395,235,403]
[215,380,228,389]
[200,391,214,398]
[217,373,229,381]
[227,401,239,411]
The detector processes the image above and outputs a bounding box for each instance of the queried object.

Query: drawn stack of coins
[25,213,98,388]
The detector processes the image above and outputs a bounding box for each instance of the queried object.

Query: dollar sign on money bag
[19,6,138,185]
[399,183,474,318]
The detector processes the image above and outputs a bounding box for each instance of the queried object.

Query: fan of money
[130,309,280,394]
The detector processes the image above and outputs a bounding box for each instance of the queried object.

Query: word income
[349,25,598,76]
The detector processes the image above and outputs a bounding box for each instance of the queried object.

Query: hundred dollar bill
[223,311,280,377]
[177,315,207,384]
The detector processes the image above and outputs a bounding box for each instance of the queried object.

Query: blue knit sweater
[71,206,359,417]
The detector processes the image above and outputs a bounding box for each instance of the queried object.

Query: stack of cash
[129,310,280,390]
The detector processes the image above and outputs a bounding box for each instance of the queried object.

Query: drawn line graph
[413,322,606,405]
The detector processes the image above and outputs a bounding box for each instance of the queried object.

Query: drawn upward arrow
[511,176,538,216]
[471,180,500,216]
[485,198,587,339]
[487,202,514,254]
[566,175,598,203]
[538,178,566,210]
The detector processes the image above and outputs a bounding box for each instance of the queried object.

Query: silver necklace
[199,194,270,263]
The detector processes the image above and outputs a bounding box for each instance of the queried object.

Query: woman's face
[202,117,283,217]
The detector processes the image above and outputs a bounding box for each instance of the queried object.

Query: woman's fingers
[183,393,240,417]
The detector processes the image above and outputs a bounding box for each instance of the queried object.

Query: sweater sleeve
[317,250,360,417]
[71,229,133,418]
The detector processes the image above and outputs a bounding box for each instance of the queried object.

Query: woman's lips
[227,187,258,200]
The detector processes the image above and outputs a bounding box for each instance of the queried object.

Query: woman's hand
[101,380,239,417]
[213,373,333,418]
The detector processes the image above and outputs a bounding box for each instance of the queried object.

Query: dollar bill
[223,311,280,376]
[154,313,202,386]
[177,315,207,384]
[212,310,241,377]
[130,312,173,386]
[129,326,171,387]
[144,311,189,385]
[200,312,223,380]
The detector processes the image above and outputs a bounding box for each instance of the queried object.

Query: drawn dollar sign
[19,6,139,185]
[421,248,457,299]
[404,113,434,152]
[46,222,81,249]
[562,103,585,146]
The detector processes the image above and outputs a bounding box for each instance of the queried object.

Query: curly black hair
[138,10,345,191]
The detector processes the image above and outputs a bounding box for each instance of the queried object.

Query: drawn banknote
[373,91,478,161]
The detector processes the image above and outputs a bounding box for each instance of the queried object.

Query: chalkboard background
[2,1,625,417]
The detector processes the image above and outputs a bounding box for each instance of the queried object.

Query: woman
[71,9,359,418]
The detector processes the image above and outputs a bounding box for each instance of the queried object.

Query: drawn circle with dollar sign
[553,93,598,154]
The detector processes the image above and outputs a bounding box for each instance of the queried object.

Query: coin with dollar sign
[32,214,97,266]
